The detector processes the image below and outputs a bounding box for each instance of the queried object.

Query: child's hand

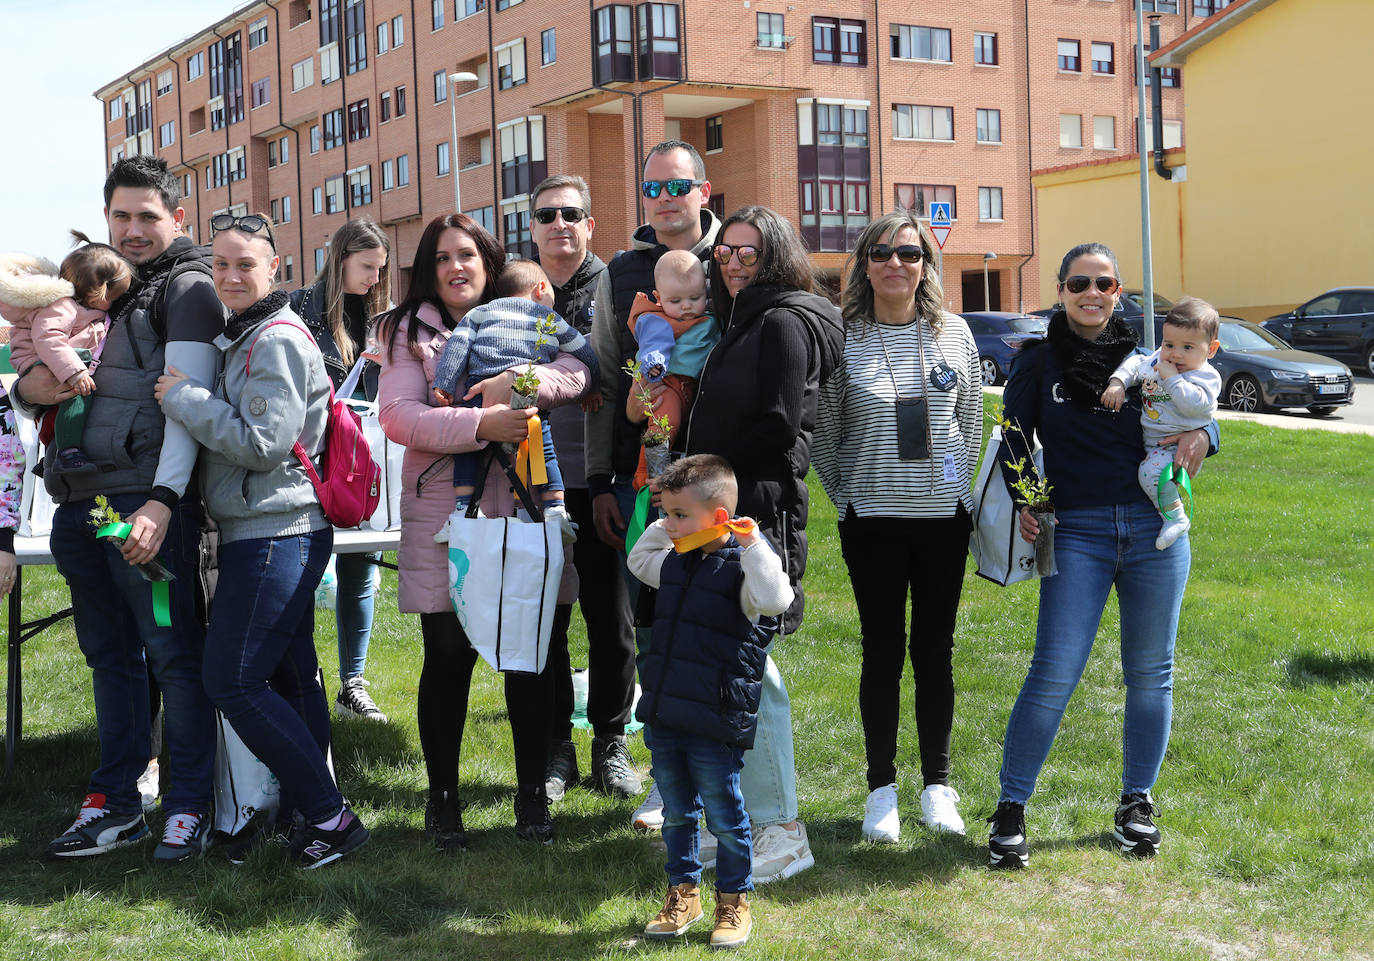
[734,516,760,547]
[68,370,96,396]
[581,392,603,413]
[1154,357,1179,380]
[1100,382,1125,411]
[433,387,454,406]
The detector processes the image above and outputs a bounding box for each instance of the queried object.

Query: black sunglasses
[532,206,587,225]
[713,244,760,267]
[210,213,275,249]
[641,178,705,199]
[867,243,924,264]
[1062,274,1120,295]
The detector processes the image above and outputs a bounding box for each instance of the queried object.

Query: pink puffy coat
[378,301,590,614]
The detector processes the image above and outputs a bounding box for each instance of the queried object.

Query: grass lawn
[3,400,1373,960]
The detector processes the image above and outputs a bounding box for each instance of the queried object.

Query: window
[1059,113,1082,148]
[595,5,634,82]
[325,175,345,213]
[315,248,326,273]
[437,141,451,176]
[207,34,243,127]
[380,90,391,122]
[843,106,867,146]
[542,28,556,66]
[1136,45,1181,87]
[891,24,951,62]
[1094,115,1116,150]
[109,97,123,120]
[312,186,323,214]
[814,103,841,145]
[392,14,404,45]
[466,206,495,233]
[187,52,204,80]
[292,58,314,90]
[1138,117,1184,151]
[396,85,407,116]
[976,108,1001,144]
[978,186,1003,221]
[496,39,526,89]
[157,69,173,96]
[501,198,532,257]
[1136,0,1179,11]
[345,0,367,74]
[434,70,447,102]
[249,17,268,48]
[638,4,681,79]
[813,17,866,65]
[348,166,372,208]
[321,44,340,84]
[382,159,395,191]
[892,104,953,141]
[251,77,270,108]
[894,183,956,219]
[377,20,390,53]
[323,108,344,149]
[974,31,998,65]
[397,154,410,186]
[1092,42,1114,75]
[844,182,869,220]
[432,0,443,29]
[189,107,206,134]
[269,141,279,166]
[282,196,293,223]
[757,12,784,48]
[497,0,522,9]
[183,172,194,197]
[320,0,341,44]
[458,0,486,17]
[159,121,175,147]
[347,99,370,140]
[705,115,722,152]
[498,115,546,196]
[1058,39,1080,72]
[310,124,321,153]
[284,256,294,283]
[1193,0,1231,15]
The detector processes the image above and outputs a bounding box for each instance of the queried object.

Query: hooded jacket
[681,284,845,633]
[535,250,605,487]
[0,253,106,383]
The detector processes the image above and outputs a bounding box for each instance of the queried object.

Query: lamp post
[983,252,998,310]
[447,71,479,214]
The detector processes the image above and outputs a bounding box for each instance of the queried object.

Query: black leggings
[417,611,552,798]
[838,507,971,790]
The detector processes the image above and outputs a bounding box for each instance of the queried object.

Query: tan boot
[644,882,703,939]
[710,891,752,949]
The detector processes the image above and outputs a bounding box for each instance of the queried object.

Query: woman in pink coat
[377,214,590,851]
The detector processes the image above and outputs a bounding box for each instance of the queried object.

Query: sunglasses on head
[713,244,760,267]
[1062,274,1120,295]
[210,213,275,249]
[867,243,924,264]
[532,206,587,225]
[641,178,704,199]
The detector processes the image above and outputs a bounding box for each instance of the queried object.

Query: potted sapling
[624,359,674,479]
[506,313,558,452]
[990,405,1056,576]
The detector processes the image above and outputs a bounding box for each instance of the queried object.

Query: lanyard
[875,320,944,491]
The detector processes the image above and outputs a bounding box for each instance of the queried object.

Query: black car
[1213,319,1354,415]
[959,311,1046,386]
[1261,287,1374,375]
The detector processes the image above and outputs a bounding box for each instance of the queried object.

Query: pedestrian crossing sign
[928,202,952,249]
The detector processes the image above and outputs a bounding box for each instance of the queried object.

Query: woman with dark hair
[680,204,844,882]
[290,217,392,722]
[377,213,591,850]
[814,209,980,843]
[985,241,1215,870]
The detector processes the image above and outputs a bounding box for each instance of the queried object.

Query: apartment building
[96,0,1218,311]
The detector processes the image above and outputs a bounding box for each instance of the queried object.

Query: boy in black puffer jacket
[627,454,792,949]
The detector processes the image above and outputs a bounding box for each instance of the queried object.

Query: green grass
[3,400,1374,960]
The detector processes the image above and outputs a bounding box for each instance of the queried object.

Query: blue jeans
[999,502,1191,804]
[202,529,341,824]
[645,724,753,893]
[50,496,215,816]
[334,550,380,681]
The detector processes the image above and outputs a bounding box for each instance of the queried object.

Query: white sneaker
[545,503,578,546]
[653,823,717,869]
[920,784,966,835]
[751,822,814,883]
[633,783,664,831]
[138,759,160,814]
[862,783,900,843]
[1156,514,1190,550]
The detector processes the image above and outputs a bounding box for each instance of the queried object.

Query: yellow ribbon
[671,518,757,553]
[514,414,548,489]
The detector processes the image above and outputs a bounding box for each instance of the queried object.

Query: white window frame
[1093,115,1116,150]
[495,38,526,90]
[975,108,1001,144]
[292,58,314,91]
[892,103,953,142]
[978,186,1003,222]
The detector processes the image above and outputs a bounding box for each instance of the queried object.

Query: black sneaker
[153,812,210,864]
[289,807,371,869]
[223,814,293,865]
[544,739,579,802]
[425,791,467,852]
[1114,793,1161,857]
[335,677,388,722]
[514,788,554,845]
[46,793,149,859]
[591,734,643,799]
[987,800,1029,870]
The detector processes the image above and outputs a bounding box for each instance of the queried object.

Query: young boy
[1101,295,1222,550]
[627,454,793,950]
[625,250,719,487]
[431,260,598,542]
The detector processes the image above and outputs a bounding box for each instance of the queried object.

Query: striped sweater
[814,311,982,518]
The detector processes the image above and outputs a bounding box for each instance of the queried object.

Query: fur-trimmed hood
[0,252,75,324]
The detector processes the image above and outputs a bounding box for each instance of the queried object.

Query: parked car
[1212,319,1354,415]
[960,311,1047,386]
[1260,287,1374,375]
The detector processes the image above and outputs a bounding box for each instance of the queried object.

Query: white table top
[15,527,399,568]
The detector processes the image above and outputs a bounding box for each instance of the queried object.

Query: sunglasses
[532,206,587,225]
[713,244,760,267]
[641,178,705,199]
[210,213,275,249]
[867,243,924,264]
[1062,274,1120,295]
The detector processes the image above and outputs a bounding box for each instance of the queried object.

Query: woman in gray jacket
[156,213,368,869]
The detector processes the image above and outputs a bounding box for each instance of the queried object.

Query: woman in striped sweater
[814,208,982,843]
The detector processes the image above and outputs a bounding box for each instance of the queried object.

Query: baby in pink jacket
[0,234,132,472]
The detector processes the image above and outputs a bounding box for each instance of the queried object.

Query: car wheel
[979,356,1002,386]
[1309,406,1339,417]
[1365,343,1374,377]
[1226,373,1267,413]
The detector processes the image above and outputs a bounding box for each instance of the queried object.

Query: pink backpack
[246,320,381,528]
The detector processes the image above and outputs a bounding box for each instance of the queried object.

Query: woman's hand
[0,551,15,597]
[1160,427,1209,477]
[153,366,189,407]
[475,404,538,444]
[1018,506,1042,544]
[464,369,516,409]
[624,375,666,425]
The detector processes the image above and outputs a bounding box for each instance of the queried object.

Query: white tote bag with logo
[970,425,1050,586]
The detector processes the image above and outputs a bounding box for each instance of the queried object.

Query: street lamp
[982,252,998,310]
[447,71,479,214]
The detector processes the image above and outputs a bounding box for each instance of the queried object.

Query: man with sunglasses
[14,156,224,863]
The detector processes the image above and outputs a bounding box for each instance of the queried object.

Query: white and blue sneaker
[46,793,149,859]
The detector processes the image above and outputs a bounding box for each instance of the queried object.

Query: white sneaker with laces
[138,758,160,814]
[920,784,965,835]
[751,822,814,883]
[862,783,900,843]
[633,783,664,831]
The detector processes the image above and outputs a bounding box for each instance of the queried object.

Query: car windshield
[1125,291,1174,311]
[1219,322,1288,351]
[1008,317,1047,334]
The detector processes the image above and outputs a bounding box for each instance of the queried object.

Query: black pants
[838,506,971,790]
[547,487,636,741]
[417,611,552,798]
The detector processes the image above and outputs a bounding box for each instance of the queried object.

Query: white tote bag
[446,448,563,674]
[212,712,281,836]
[970,425,1052,586]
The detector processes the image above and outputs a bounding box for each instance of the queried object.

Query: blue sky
[0,0,246,262]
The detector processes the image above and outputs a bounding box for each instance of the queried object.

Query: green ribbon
[625,485,653,554]
[1158,462,1194,520]
[96,521,173,628]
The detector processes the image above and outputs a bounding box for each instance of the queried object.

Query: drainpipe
[1149,16,1172,182]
